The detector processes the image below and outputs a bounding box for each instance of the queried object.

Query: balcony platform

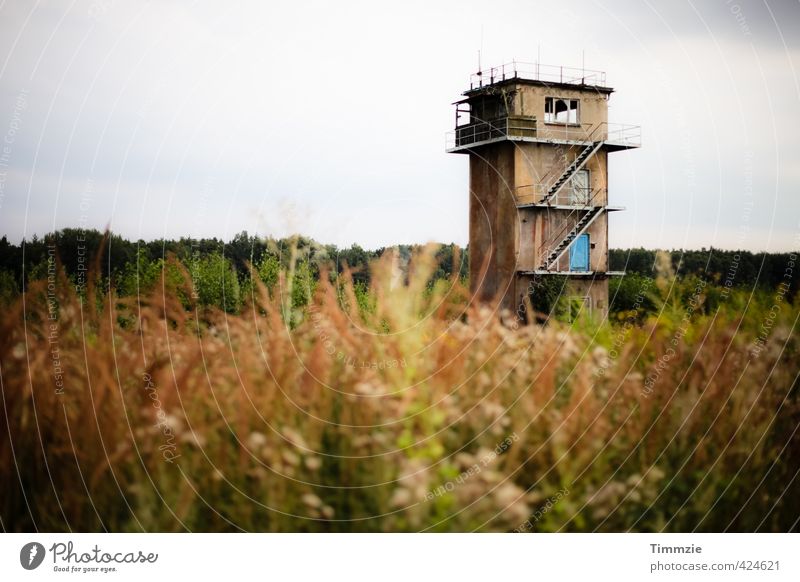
[516,203,626,211]
[446,118,640,154]
[447,134,639,154]
[518,270,626,277]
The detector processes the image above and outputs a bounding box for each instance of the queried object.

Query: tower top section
[465,61,613,94]
[447,61,639,153]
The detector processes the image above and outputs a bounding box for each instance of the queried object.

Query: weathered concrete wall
[469,142,518,310]
[514,274,536,319]
[517,207,537,271]
[513,83,609,128]
[511,275,610,320]
[566,278,610,318]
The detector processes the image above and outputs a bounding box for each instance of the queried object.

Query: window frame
[569,169,591,205]
[544,96,580,126]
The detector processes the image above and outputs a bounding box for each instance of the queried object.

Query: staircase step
[538,206,605,270]
[543,142,602,202]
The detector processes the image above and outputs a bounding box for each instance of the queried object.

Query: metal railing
[605,123,641,146]
[537,123,606,197]
[446,119,641,150]
[450,116,538,147]
[469,61,607,90]
[516,185,606,207]
[536,188,606,269]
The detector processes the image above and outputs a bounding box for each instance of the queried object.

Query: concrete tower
[447,62,640,318]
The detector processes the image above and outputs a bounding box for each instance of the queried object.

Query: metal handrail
[469,61,607,90]
[605,123,642,145]
[535,123,607,193]
[536,187,606,267]
[516,184,603,207]
[446,119,641,150]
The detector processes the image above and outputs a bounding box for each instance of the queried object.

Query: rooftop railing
[469,61,607,90]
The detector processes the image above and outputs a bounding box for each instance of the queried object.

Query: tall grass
[0,247,798,532]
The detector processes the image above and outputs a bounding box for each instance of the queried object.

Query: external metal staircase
[540,140,603,205]
[538,199,605,271]
[534,124,611,271]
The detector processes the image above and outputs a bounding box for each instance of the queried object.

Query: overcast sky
[0,0,798,251]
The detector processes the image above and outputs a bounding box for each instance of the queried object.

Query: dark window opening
[545,97,579,124]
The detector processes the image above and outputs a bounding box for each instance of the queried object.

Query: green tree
[0,269,18,304]
[191,251,241,313]
[609,273,656,317]
[256,253,280,291]
[116,247,164,297]
[290,260,315,309]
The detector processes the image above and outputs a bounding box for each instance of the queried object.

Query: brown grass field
[1,247,798,532]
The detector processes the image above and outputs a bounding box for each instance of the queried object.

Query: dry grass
[1,247,798,532]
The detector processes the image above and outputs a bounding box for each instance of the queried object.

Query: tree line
[0,229,795,313]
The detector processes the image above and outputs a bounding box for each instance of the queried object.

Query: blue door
[569,234,589,271]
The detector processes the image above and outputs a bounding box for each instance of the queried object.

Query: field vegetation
[0,232,797,532]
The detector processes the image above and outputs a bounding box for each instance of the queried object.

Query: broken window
[545,97,579,124]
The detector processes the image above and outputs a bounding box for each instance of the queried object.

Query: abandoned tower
[447,62,640,317]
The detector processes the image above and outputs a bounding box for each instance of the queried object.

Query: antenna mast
[478,25,483,74]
